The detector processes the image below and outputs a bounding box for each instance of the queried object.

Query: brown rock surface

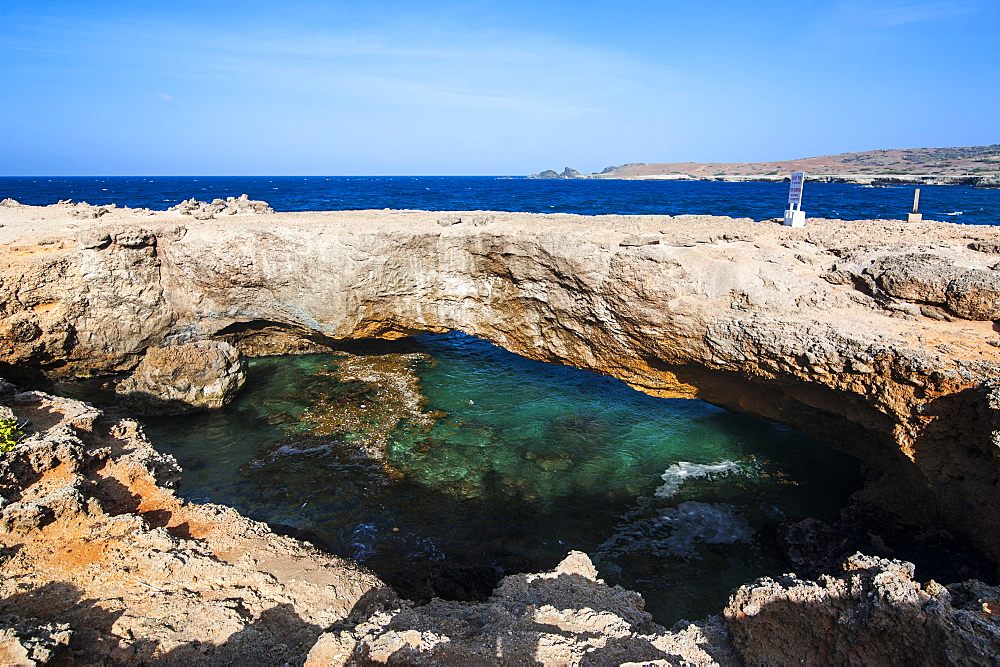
[725,553,1000,665]
[2,203,1000,564]
[571,144,1000,183]
[3,377,1000,663]
[168,194,274,218]
[0,615,73,665]
[306,551,739,666]
[114,340,247,415]
[0,386,387,664]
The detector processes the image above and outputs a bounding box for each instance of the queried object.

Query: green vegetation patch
[0,418,23,452]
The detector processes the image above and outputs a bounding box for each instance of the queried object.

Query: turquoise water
[141,331,864,624]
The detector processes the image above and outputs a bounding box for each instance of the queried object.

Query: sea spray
[654,460,742,498]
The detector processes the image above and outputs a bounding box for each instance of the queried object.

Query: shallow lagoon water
[142,331,864,624]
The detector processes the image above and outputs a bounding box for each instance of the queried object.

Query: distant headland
[531,144,1000,187]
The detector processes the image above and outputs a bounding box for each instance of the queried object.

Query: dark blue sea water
[1,176,997,224]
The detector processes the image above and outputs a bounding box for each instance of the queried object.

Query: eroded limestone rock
[855,251,1000,320]
[115,340,247,415]
[5,204,1000,564]
[946,269,1000,320]
[307,551,740,666]
[725,553,1000,665]
[0,382,386,664]
[0,616,73,665]
[168,194,274,218]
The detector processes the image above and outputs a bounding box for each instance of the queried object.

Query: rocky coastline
[529,144,1000,187]
[530,166,1000,188]
[3,198,1000,662]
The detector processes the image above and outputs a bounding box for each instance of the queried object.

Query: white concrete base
[783,209,806,227]
[907,213,923,223]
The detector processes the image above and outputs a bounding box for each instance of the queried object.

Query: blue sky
[1,0,997,175]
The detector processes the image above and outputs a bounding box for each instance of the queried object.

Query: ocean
[1,176,998,224]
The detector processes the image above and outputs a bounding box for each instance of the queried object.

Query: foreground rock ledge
[0,386,385,663]
[3,203,1000,562]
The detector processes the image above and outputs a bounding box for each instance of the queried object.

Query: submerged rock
[6,202,1000,597]
[115,340,247,415]
[293,352,439,460]
[0,382,386,664]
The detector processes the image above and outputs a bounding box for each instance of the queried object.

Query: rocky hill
[531,144,1000,186]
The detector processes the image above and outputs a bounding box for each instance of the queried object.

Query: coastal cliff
[3,200,1000,661]
[530,144,1000,186]
[5,202,1000,556]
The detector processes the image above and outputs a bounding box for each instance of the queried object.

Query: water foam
[654,460,741,498]
[350,522,378,561]
[595,460,754,561]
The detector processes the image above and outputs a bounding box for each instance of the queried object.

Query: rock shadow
[326,560,739,665]
[150,603,325,665]
[908,384,1000,566]
[1,581,332,665]
[0,580,129,663]
[725,556,1000,665]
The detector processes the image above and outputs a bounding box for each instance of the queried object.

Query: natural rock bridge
[3,201,1000,563]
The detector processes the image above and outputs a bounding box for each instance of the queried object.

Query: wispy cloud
[8,12,664,120]
[827,0,984,30]
[204,24,645,114]
[808,0,988,48]
[154,91,178,106]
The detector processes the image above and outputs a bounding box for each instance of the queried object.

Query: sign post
[783,172,806,227]
[908,188,922,223]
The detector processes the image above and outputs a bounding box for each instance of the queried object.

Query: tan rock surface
[726,553,1000,665]
[566,144,1000,183]
[114,340,247,415]
[306,551,739,666]
[2,202,1000,560]
[0,387,387,664]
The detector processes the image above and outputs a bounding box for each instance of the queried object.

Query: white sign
[788,172,806,206]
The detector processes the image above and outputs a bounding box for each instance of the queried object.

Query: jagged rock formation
[2,381,998,663]
[725,553,1000,665]
[305,551,739,665]
[3,203,1000,567]
[168,194,274,219]
[0,615,73,665]
[528,167,582,179]
[827,250,1000,321]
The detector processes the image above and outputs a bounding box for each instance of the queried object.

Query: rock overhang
[3,202,1000,563]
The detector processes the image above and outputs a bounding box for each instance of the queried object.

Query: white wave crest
[654,461,740,498]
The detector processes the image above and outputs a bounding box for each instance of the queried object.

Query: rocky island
[531,144,1000,187]
[1,198,1000,663]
